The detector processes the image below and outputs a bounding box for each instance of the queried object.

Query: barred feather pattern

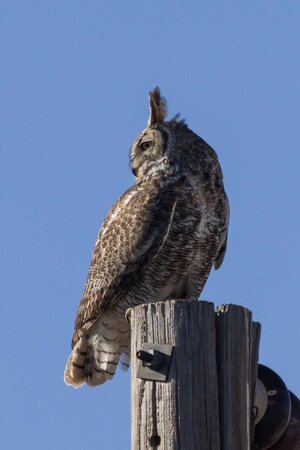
[64,313,130,387]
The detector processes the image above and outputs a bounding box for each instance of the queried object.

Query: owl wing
[72,180,178,347]
[214,192,230,270]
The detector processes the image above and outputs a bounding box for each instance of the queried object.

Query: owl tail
[64,315,130,388]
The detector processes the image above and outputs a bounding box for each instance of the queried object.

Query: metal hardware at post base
[136,343,173,382]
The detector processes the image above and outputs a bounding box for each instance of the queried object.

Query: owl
[64,87,229,388]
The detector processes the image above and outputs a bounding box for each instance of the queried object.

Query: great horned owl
[64,88,229,388]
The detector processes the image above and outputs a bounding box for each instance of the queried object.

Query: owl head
[130,87,219,181]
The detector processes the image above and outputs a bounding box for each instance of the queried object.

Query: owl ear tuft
[148,87,167,126]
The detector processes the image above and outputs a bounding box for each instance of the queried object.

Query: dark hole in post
[149,435,161,447]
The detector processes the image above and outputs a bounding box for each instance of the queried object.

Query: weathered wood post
[129,300,260,450]
[215,304,261,449]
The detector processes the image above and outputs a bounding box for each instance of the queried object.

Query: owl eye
[140,140,152,151]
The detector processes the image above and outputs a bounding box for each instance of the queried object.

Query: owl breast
[113,179,220,317]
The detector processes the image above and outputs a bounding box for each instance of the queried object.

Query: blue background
[1,2,299,448]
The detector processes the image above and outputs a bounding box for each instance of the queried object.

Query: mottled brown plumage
[64,87,229,387]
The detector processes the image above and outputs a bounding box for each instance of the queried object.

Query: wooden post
[130,300,260,450]
[215,304,261,450]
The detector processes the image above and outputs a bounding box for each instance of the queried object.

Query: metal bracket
[136,343,173,382]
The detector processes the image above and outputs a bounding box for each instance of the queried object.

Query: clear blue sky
[1,2,299,449]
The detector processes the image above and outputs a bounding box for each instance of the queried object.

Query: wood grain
[130,301,260,450]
